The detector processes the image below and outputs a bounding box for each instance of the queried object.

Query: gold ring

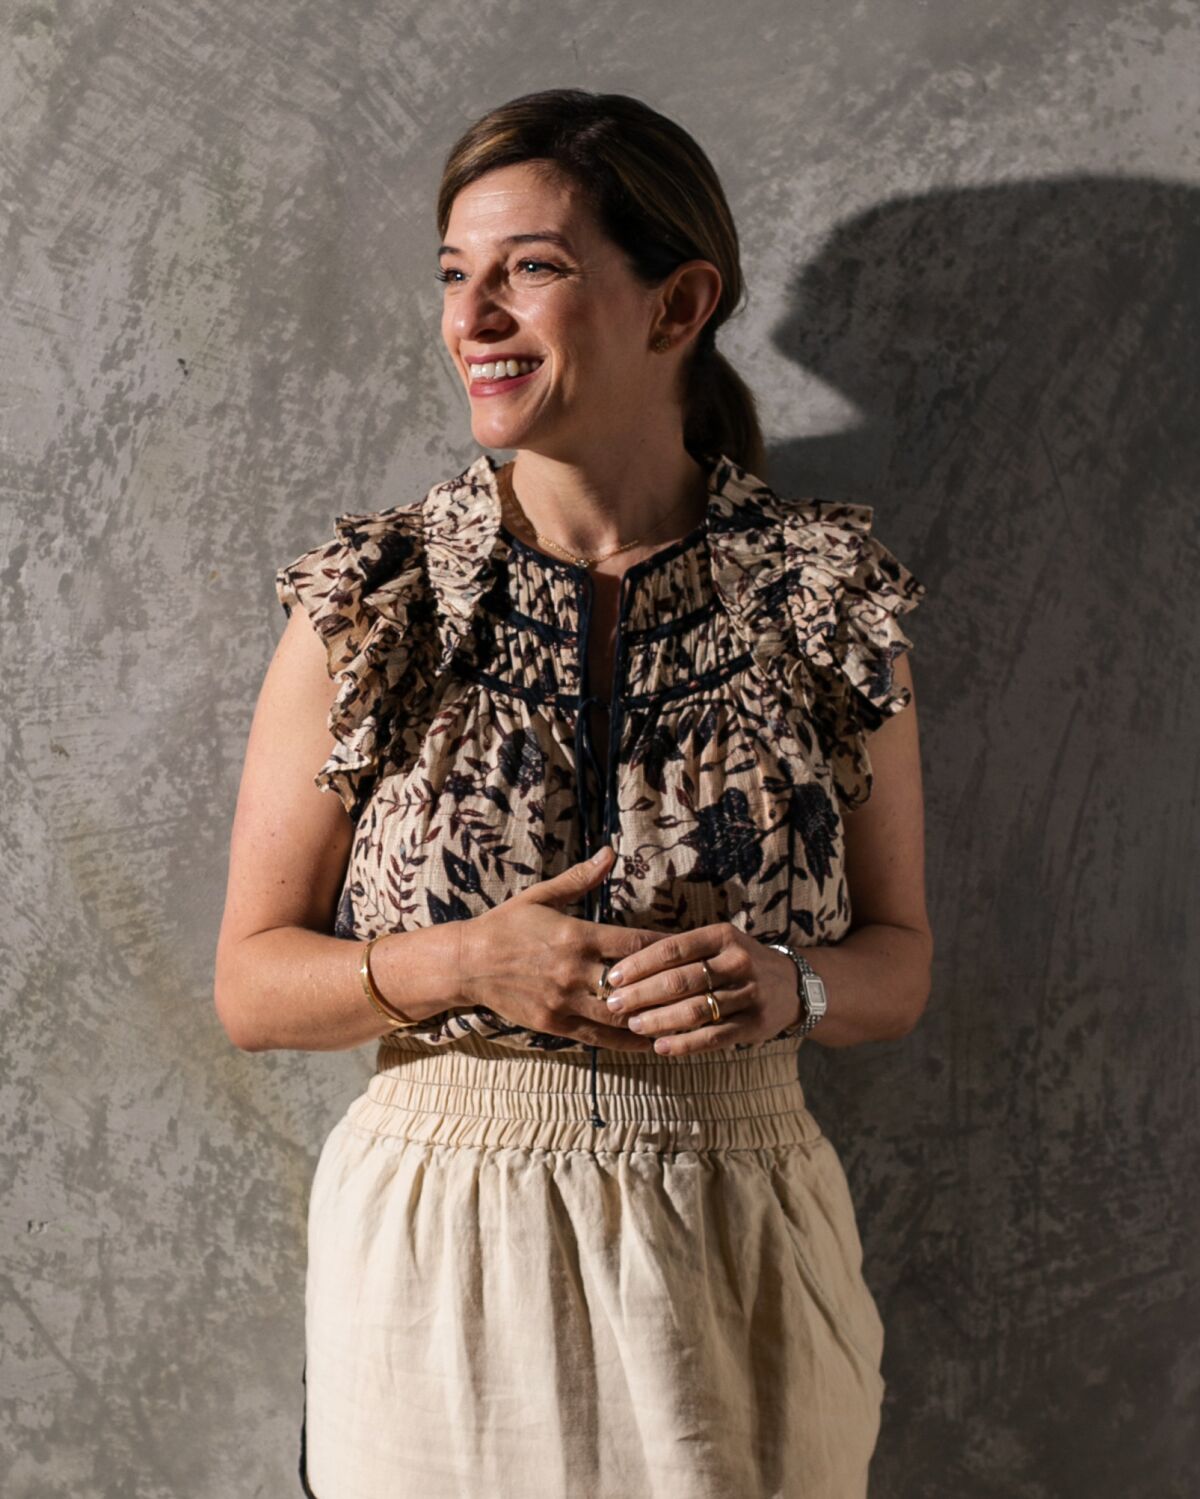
[700,959,720,1023]
[597,961,613,1000]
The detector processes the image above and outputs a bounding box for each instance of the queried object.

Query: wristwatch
[765,942,828,1037]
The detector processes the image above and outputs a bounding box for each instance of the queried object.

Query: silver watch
[766,942,828,1036]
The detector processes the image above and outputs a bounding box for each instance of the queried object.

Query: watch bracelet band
[765,942,826,1038]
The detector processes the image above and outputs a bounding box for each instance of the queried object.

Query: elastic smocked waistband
[341,1032,823,1155]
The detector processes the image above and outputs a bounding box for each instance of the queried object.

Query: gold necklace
[502,462,704,569]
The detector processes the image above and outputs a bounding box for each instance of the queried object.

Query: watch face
[802,974,827,1016]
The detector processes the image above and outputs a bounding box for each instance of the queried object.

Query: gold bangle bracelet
[359,935,421,1031]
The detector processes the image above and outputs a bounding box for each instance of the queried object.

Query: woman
[215,88,932,1499]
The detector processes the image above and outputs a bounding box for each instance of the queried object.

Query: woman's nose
[452,284,515,342]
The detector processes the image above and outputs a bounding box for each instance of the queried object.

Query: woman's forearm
[215,914,931,1055]
[800,921,933,1048]
[214,923,466,1054]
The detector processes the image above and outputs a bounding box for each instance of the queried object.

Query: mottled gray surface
[2,2,1197,1494]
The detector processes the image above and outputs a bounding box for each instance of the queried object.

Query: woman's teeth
[468,358,543,381]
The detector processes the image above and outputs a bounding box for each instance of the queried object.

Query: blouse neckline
[419,445,870,687]
[483,451,724,584]
[497,516,711,583]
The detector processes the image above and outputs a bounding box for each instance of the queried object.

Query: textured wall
[2,2,1197,1494]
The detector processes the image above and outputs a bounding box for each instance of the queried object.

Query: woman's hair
[436,88,766,477]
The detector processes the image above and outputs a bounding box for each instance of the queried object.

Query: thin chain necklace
[501,462,705,569]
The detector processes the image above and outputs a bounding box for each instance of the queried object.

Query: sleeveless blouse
[275,450,926,1069]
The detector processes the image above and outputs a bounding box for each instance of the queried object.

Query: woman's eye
[434,260,560,284]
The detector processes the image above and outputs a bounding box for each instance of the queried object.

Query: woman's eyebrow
[437,232,576,257]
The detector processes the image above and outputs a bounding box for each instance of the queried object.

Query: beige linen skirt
[299,1032,886,1499]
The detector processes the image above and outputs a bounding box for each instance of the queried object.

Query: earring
[651,334,671,352]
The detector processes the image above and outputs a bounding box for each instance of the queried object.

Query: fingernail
[605,996,622,1011]
[591,846,609,864]
[608,967,623,985]
[627,1015,644,1031]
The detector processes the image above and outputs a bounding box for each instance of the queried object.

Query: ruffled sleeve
[274,500,436,821]
[779,500,927,811]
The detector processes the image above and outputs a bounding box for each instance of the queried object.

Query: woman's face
[438,161,669,459]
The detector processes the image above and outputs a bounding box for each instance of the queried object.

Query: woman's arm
[802,651,934,1047]
[212,606,464,1053]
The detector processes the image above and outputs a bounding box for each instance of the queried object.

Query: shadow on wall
[776,178,1200,1496]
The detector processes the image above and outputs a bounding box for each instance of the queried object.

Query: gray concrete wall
[2,2,1197,1494]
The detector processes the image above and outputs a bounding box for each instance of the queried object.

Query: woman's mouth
[467,356,545,396]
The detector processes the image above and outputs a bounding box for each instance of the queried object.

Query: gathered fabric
[301,1033,886,1499]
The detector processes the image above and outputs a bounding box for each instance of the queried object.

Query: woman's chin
[471,412,544,451]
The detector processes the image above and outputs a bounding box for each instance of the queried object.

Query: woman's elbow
[899,926,935,1036]
[213,948,265,1053]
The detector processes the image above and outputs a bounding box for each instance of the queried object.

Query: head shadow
[779,171,1199,1235]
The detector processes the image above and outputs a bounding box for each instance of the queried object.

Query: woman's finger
[516,845,615,907]
[567,1016,658,1053]
[616,974,752,1033]
[603,923,729,991]
[606,945,744,1018]
[584,929,675,994]
[646,1019,750,1058]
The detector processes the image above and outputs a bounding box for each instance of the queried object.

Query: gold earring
[652,334,671,352]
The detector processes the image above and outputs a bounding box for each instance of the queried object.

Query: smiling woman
[214,86,931,1499]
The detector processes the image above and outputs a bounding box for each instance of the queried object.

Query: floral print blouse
[275,449,926,1063]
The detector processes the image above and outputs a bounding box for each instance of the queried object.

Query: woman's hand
[600,923,806,1056]
[456,846,663,1052]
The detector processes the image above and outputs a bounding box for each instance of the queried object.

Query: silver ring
[597,961,613,1000]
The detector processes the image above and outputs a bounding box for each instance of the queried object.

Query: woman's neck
[499,447,712,569]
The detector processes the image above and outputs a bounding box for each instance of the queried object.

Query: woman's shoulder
[273,452,504,674]
[271,455,504,819]
[275,497,428,668]
[774,491,927,731]
[707,460,928,809]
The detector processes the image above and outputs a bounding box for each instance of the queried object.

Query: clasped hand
[457,845,804,1055]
